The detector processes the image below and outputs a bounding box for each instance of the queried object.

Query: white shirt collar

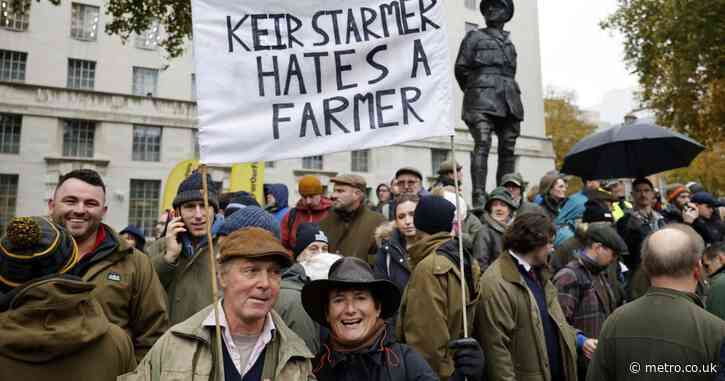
[202,300,276,376]
[509,250,532,272]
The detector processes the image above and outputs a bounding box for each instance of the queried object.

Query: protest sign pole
[450,135,468,338]
[200,164,224,378]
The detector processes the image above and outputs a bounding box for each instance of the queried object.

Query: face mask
[300,253,343,281]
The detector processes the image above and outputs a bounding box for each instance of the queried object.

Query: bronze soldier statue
[455,0,523,208]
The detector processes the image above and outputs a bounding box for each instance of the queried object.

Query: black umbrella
[561,122,704,179]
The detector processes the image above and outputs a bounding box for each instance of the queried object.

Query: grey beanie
[219,206,280,239]
[172,171,219,210]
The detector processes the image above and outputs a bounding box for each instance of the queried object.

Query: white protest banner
[191,0,453,165]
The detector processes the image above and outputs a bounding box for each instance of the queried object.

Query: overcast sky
[537,0,639,122]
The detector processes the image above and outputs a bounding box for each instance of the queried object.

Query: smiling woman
[301,257,440,381]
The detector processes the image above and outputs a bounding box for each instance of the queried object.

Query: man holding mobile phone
[147,170,222,325]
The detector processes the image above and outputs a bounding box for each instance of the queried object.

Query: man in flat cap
[455,0,523,208]
[123,227,315,381]
[553,224,628,380]
[320,174,386,264]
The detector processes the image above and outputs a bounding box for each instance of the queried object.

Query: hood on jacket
[374,221,398,247]
[294,195,333,212]
[408,232,451,269]
[0,277,109,363]
[265,183,289,210]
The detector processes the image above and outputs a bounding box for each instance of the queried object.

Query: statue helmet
[480,0,515,24]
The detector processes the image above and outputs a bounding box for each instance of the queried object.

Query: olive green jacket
[75,225,169,362]
[397,232,482,380]
[320,206,386,264]
[706,269,725,320]
[475,252,578,381]
[119,304,315,381]
[587,287,725,381]
[148,237,218,326]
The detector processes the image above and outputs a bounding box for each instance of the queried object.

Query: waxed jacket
[119,305,315,381]
[71,224,168,362]
[397,232,481,380]
[148,235,218,326]
[587,288,725,381]
[0,276,136,381]
[320,205,386,264]
[273,264,320,354]
[314,325,437,381]
[707,267,725,320]
[475,252,578,381]
[478,212,507,271]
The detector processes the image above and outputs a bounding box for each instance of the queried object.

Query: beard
[53,213,102,243]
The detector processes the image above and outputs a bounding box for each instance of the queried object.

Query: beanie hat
[0,217,79,290]
[665,183,688,203]
[298,176,323,197]
[414,195,455,235]
[539,173,564,196]
[485,187,517,211]
[220,191,260,210]
[293,223,329,258]
[219,206,280,238]
[173,171,219,210]
[582,200,614,223]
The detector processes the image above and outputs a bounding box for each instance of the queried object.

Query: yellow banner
[162,159,200,211]
[229,162,265,204]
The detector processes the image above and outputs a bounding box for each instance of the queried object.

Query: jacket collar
[171,304,314,359]
[645,287,704,308]
[710,265,725,280]
[483,212,508,234]
[500,251,553,285]
[408,232,451,269]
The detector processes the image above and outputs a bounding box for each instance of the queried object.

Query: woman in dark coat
[373,194,421,291]
[302,257,485,381]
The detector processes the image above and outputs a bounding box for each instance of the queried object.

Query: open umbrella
[561,122,704,180]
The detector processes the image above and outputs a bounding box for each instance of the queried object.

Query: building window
[62,120,95,157]
[132,67,158,96]
[465,22,479,32]
[265,161,275,168]
[302,155,323,170]
[0,49,27,82]
[134,20,161,50]
[0,0,30,31]
[132,125,161,162]
[0,174,18,234]
[351,149,369,172]
[190,73,197,100]
[431,149,449,176]
[70,2,99,41]
[67,58,95,89]
[0,113,21,154]
[128,179,160,238]
[464,0,477,10]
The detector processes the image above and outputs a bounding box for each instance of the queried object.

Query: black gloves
[449,337,486,381]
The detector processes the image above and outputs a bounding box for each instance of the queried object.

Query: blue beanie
[219,206,280,239]
[173,171,219,210]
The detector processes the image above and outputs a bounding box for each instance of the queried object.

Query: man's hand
[683,203,699,224]
[163,216,186,265]
[583,338,598,360]
[449,337,485,381]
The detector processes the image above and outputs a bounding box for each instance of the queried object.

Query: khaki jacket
[148,237,217,326]
[73,225,169,362]
[0,277,136,381]
[320,205,386,264]
[475,252,578,381]
[119,304,315,381]
[398,232,482,380]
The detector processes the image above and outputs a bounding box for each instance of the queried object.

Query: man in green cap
[320,174,386,263]
[553,224,628,380]
[0,216,136,380]
[501,172,542,216]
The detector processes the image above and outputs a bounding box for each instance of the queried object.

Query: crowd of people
[0,163,723,381]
